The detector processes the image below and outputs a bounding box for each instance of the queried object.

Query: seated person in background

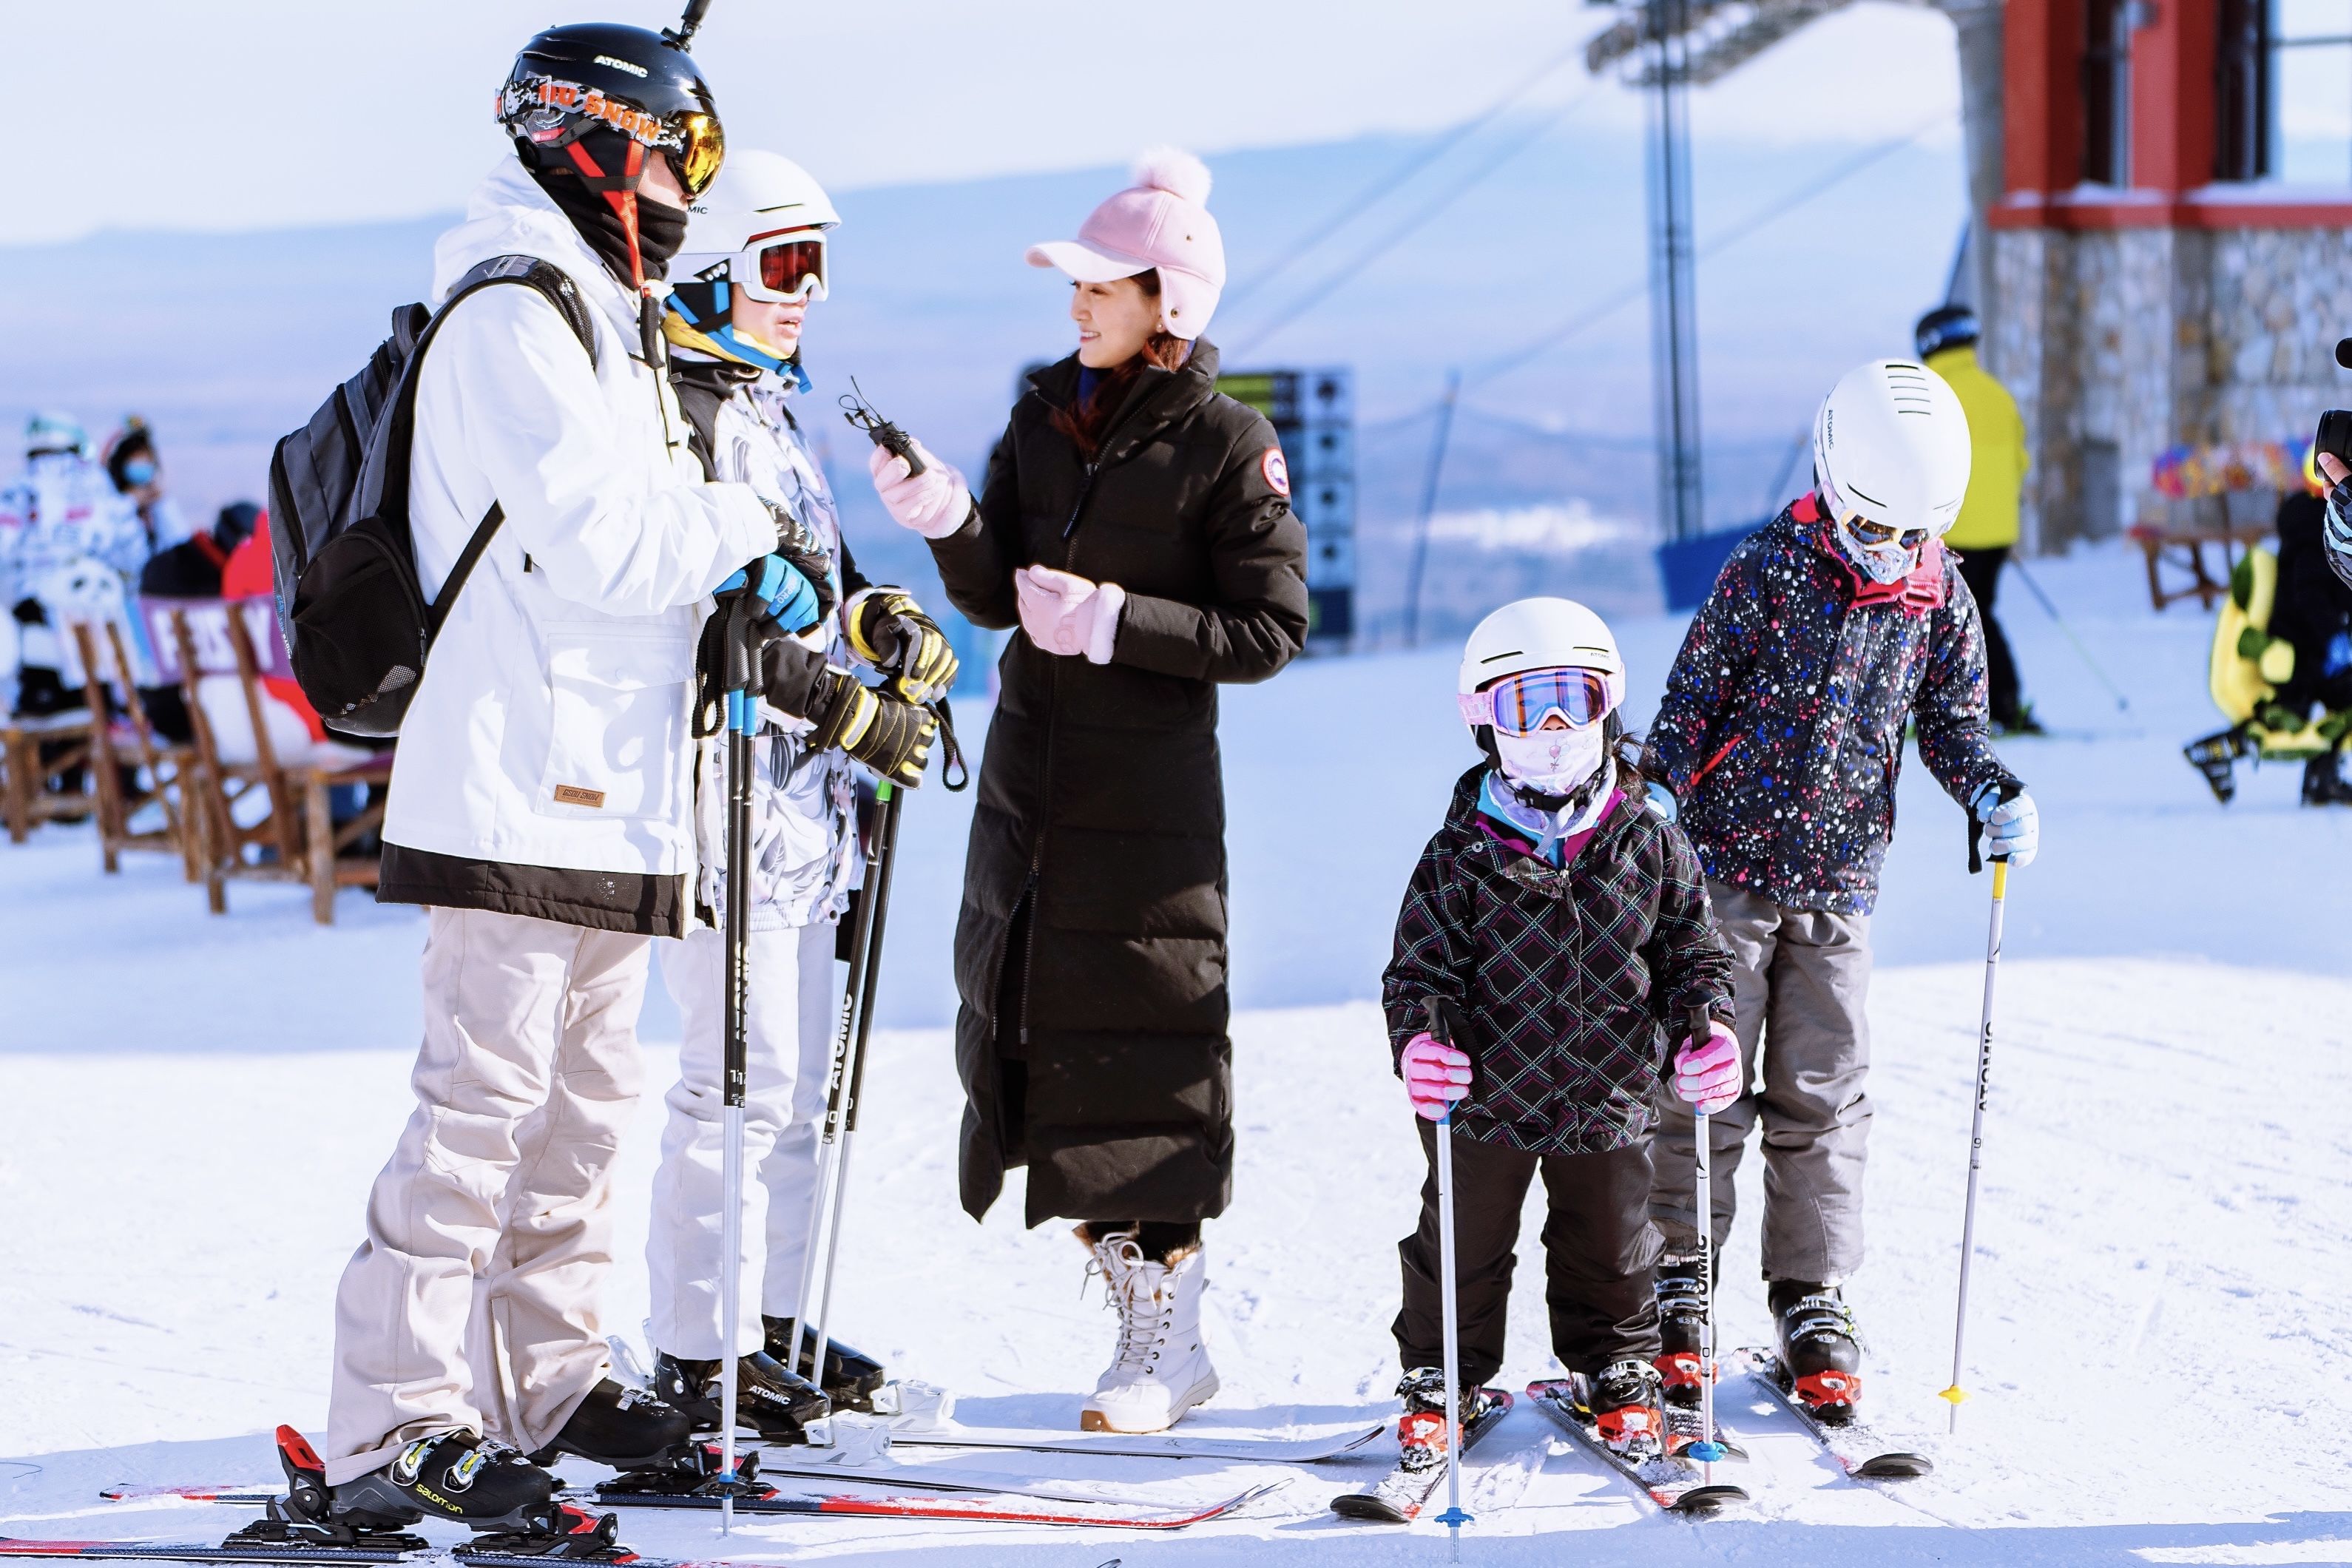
[2273,447,2352,804]
[136,501,260,743]
[103,417,195,553]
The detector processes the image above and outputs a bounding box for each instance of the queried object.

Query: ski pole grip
[1967,780,2023,876]
[1686,1003,1713,1058]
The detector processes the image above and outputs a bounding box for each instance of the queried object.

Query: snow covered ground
[6,541,2352,1565]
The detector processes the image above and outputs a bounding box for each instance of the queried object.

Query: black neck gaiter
[524,132,691,286]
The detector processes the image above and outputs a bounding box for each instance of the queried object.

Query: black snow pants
[1392,1121,1662,1387]
[1957,547,2023,728]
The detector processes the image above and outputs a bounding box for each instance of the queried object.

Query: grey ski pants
[325,907,650,1484]
[1648,880,1872,1283]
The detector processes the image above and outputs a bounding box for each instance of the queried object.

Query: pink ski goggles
[1457,667,1617,734]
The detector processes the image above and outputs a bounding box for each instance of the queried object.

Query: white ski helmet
[1457,597,1626,724]
[25,410,87,459]
[1811,358,1973,584]
[674,149,840,300]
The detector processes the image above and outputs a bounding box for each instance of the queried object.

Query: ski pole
[1940,855,2010,1432]
[1424,998,1471,1559]
[2006,556,2131,714]
[783,779,889,1390]
[715,604,763,1534]
[807,780,906,1398]
[1684,1006,1727,1480]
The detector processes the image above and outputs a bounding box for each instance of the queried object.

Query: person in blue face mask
[102,418,193,552]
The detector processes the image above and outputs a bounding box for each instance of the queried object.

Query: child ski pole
[1684,1006,1727,1479]
[1941,848,2012,1433]
[1424,998,1471,1559]
[806,780,905,1397]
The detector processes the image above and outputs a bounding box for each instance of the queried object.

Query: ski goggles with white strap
[726,230,829,303]
[1457,667,1616,734]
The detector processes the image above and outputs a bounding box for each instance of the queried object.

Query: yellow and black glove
[848,588,959,704]
[806,666,937,789]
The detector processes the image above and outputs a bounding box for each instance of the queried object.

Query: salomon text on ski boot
[1771,1280,1864,1424]
[652,1350,830,1443]
[766,1315,888,1411]
[309,1429,558,1536]
[1652,1255,1710,1410]
[1584,1358,1667,1459]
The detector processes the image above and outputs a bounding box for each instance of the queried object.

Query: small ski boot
[527,1378,698,1472]
[1393,1366,1501,1473]
[652,1349,830,1443]
[766,1314,888,1411]
[1585,1357,1667,1459]
[2303,750,2352,806]
[1076,1225,1220,1433]
[1652,1254,1711,1410]
[1771,1280,1864,1425]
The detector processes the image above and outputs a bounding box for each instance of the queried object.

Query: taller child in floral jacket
[1380,598,1736,1463]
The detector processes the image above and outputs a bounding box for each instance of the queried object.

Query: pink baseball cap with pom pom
[1026,147,1226,340]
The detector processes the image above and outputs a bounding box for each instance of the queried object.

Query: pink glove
[1400,1032,1473,1122]
[868,441,971,540]
[1672,1021,1742,1116]
[1015,565,1126,663]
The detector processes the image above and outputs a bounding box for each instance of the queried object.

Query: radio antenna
[664,0,713,49]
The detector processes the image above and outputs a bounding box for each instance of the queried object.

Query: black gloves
[805,666,937,789]
[846,588,959,703]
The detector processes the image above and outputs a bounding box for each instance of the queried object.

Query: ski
[1735,1348,1934,1480]
[1524,1379,1747,1516]
[879,1419,1384,1464]
[0,1536,695,1568]
[1328,1389,1513,1525]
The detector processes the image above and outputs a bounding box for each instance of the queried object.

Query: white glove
[868,441,971,540]
[1975,785,2039,868]
[1014,565,1125,663]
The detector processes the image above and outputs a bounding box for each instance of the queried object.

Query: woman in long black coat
[865,150,1308,1432]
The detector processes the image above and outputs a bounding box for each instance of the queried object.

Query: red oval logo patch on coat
[1260,446,1291,496]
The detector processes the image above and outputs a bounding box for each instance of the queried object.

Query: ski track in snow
[5,544,2352,1564]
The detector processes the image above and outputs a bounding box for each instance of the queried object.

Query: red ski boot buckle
[1794,1368,1862,1410]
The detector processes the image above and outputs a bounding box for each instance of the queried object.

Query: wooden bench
[2126,517,2273,612]
[1,707,94,842]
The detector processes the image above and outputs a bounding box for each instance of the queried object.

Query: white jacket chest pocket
[538,624,698,821]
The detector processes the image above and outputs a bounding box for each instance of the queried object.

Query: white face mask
[1493,722,1606,797]
[1833,516,1921,585]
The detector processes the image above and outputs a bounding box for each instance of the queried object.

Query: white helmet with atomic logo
[1811,358,1973,584]
[1458,597,1626,709]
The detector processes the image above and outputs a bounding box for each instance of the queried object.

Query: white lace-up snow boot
[1075,1226,1220,1433]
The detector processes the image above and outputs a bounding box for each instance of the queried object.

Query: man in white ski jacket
[320,23,820,1532]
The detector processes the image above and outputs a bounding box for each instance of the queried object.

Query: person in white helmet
[1380,597,1734,1465]
[1,410,149,723]
[1640,359,2038,1423]
[645,148,957,1437]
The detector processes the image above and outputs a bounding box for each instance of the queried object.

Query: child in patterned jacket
[1379,597,1737,1465]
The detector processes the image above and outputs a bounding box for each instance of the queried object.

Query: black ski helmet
[1913,304,1980,360]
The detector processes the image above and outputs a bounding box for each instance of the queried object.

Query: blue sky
[4,0,1964,244]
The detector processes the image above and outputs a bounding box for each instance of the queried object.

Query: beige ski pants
[1649,880,1873,1284]
[324,907,650,1484]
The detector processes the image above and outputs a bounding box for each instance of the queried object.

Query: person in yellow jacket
[1916,305,2038,733]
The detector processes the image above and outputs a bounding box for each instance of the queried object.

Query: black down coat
[926,342,1309,1226]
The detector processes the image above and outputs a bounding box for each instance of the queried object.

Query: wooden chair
[221,606,393,924]
[69,619,202,880]
[1,691,95,845]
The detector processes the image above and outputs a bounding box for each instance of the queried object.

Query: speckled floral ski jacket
[1382,766,1734,1156]
[1643,498,2022,916]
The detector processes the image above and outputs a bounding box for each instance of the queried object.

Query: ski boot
[1584,1358,1667,1459]
[653,1349,830,1443]
[2303,750,2352,805]
[1771,1280,1864,1425]
[527,1378,698,1472]
[237,1425,558,1547]
[1652,1255,1711,1410]
[1393,1366,1501,1473]
[766,1314,889,1411]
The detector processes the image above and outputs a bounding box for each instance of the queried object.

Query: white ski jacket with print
[380,160,779,879]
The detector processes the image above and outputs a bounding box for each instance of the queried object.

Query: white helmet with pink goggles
[674,149,840,303]
[1457,597,1626,733]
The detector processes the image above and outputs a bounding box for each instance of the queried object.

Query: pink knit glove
[868,441,971,539]
[1400,1032,1473,1122]
[1672,1021,1742,1115]
[1015,565,1126,663]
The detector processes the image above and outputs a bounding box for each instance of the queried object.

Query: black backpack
[267,254,597,739]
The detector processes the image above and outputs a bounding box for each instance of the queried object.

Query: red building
[1987,0,2352,550]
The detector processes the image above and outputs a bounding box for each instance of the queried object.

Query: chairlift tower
[1642,0,1705,544]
